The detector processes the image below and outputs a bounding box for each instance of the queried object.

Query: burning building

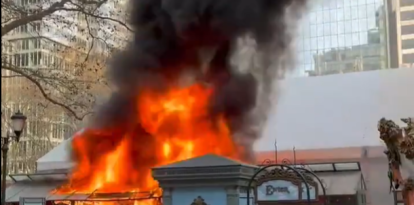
[3,0,414,202]
[6,0,309,205]
[5,68,414,205]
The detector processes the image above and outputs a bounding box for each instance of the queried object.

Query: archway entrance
[254,168,323,205]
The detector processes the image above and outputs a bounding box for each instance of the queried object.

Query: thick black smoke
[93,0,308,161]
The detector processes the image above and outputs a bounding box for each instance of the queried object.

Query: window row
[18,38,41,50]
[298,33,385,51]
[301,19,382,38]
[12,51,72,69]
[315,0,384,11]
[15,22,41,34]
[7,161,35,174]
[27,121,67,140]
[297,48,384,64]
[10,38,65,52]
[308,3,384,24]
[317,61,384,72]
[20,0,41,6]
[14,52,42,67]
[302,62,384,75]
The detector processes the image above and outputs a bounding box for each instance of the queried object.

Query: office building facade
[295,0,389,76]
[1,0,97,174]
[386,0,414,68]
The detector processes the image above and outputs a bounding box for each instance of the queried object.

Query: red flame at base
[54,83,244,205]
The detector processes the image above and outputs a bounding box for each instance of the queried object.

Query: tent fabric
[36,129,84,171]
[5,183,27,202]
[256,68,414,151]
[6,182,61,202]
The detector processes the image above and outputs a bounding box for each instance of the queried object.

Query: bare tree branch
[2,64,88,120]
[2,0,71,36]
[1,0,130,175]
[1,0,130,122]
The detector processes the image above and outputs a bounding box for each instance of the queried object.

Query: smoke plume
[92,0,308,162]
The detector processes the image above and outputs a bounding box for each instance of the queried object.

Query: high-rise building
[386,0,414,68]
[0,0,101,174]
[295,0,389,76]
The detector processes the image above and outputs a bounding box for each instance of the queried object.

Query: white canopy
[256,68,414,151]
[36,129,84,172]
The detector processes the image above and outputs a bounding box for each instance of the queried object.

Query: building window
[400,0,414,7]
[30,51,43,66]
[28,121,37,136]
[52,124,60,139]
[20,25,28,33]
[33,38,41,49]
[20,0,29,6]
[400,10,414,21]
[403,53,414,64]
[402,39,414,50]
[37,51,42,65]
[20,141,27,156]
[31,52,37,66]
[295,0,388,76]
[401,25,414,35]
[32,22,41,32]
[21,53,29,66]
[14,54,21,66]
[22,39,29,50]
[47,53,53,66]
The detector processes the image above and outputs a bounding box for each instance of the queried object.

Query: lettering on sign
[266,185,290,195]
[257,180,300,201]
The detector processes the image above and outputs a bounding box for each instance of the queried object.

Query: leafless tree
[1,0,131,121]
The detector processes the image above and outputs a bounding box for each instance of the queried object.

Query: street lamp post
[1,111,27,205]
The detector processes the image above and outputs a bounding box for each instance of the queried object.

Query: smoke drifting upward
[93,0,308,161]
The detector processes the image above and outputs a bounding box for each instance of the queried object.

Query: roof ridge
[154,153,255,169]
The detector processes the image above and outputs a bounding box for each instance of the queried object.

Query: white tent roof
[255,68,414,151]
[36,129,84,172]
[36,68,414,172]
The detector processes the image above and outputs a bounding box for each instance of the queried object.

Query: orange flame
[54,83,242,205]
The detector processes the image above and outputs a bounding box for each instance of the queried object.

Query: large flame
[54,83,242,205]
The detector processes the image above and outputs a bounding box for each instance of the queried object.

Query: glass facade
[295,0,388,76]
